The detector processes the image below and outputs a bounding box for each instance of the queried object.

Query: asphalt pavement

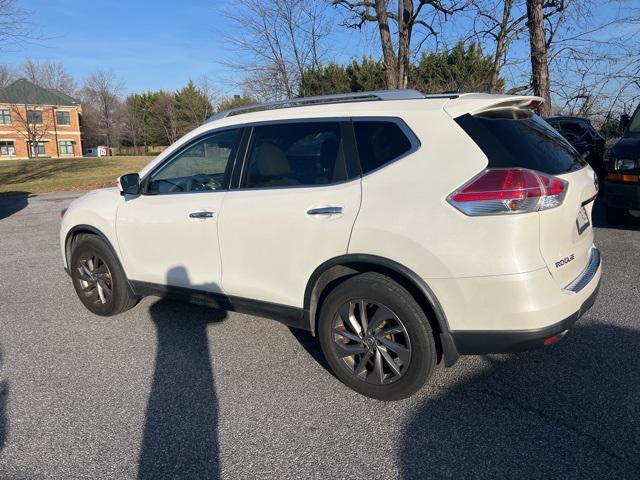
[0,190,639,479]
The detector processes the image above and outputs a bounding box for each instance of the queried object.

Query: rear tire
[318,272,436,401]
[70,234,138,316]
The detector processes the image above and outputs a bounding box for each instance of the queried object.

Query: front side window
[0,141,15,156]
[243,122,346,188]
[56,111,71,125]
[353,121,413,174]
[147,128,241,194]
[59,140,74,155]
[27,110,43,125]
[0,109,10,125]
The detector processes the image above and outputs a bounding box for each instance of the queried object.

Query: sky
[2,0,637,109]
[1,0,373,95]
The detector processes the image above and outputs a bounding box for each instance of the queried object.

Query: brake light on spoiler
[448,168,568,216]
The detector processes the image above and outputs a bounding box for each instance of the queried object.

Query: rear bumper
[603,180,640,210]
[447,278,600,355]
[432,247,602,366]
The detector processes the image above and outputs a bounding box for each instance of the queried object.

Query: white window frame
[0,109,11,125]
[27,109,43,125]
[28,140,47,156]
[56,110,71,126]
[0,140,15,156]
[59,139,75,155]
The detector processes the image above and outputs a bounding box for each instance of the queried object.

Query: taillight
[448,168,568,216]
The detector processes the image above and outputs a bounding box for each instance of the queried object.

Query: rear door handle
[189,210,215,219]
[306,206,343,215]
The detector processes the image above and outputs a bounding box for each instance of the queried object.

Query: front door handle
[306,206,343,215]
[189,210,215,219]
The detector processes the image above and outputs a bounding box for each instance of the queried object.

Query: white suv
[60,90,601,400]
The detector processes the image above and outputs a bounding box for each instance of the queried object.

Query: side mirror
[620,114,630,132]
[118,173,141,196]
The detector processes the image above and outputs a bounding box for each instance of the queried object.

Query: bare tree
[80,70,125,148]
[196,77,223,110]
[152,92,179,145]
[0,0,32,49]
[0,65,15,88]
[21,60,77,96]
[525,0,559,115]
[545,0,640,119]
[223,0,332,100]
[466,0,530,92]
[332,0,467,89]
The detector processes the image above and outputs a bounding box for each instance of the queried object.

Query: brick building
[0,79,83,159]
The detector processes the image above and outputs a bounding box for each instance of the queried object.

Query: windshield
[629,105,640,134]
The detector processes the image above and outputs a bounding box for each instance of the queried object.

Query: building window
[28,141,46,156]
[59,140,74,155]
[0,109,10,125]
[0,141,15,156]
[28,110,43,125]
[56,111,71,125]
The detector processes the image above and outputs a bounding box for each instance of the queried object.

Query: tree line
[2,0,638,149]
[0,61,253,151]
[225,0,639,122]
[0,44,504,151]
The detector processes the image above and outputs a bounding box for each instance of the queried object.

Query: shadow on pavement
[288,327,333,375]
[0,347,7,451]
[0,192,33,220]
[400,324,640,479]
[138,267,227,480]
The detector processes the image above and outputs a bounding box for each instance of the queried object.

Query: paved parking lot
[0,191,639,479]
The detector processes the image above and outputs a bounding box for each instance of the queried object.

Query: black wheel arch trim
[303,253,457,365]
[64,225,135,293]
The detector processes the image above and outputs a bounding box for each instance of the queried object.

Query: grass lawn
[0,156,154,195]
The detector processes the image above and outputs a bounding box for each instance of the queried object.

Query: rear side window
[243,122,346,188]
[354,121,413,174]
[456,111,587,175]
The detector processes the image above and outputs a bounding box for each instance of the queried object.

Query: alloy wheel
[76,254,113,305]
[331,299,411,385]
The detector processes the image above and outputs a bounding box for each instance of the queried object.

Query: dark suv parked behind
[603,105,640,223]
[545,116,606,176]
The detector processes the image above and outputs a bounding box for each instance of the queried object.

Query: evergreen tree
[175,80,214,135]
[409,41,504,94]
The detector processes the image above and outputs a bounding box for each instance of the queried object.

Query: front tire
[70,234,138,316]
[318,272,436,401]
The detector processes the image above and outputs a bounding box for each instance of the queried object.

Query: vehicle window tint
[547,120,560,132]
[559,121,588,141]
[147,129,240,194]
[455,111,586,175]
[354,121,413,174]
[243,122,346,188]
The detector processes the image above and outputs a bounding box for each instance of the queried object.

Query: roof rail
[207,89,457,122]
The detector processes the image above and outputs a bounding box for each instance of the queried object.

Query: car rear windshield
[455,109,587,175]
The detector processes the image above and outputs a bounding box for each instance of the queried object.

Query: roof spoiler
[444,94,545,118]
